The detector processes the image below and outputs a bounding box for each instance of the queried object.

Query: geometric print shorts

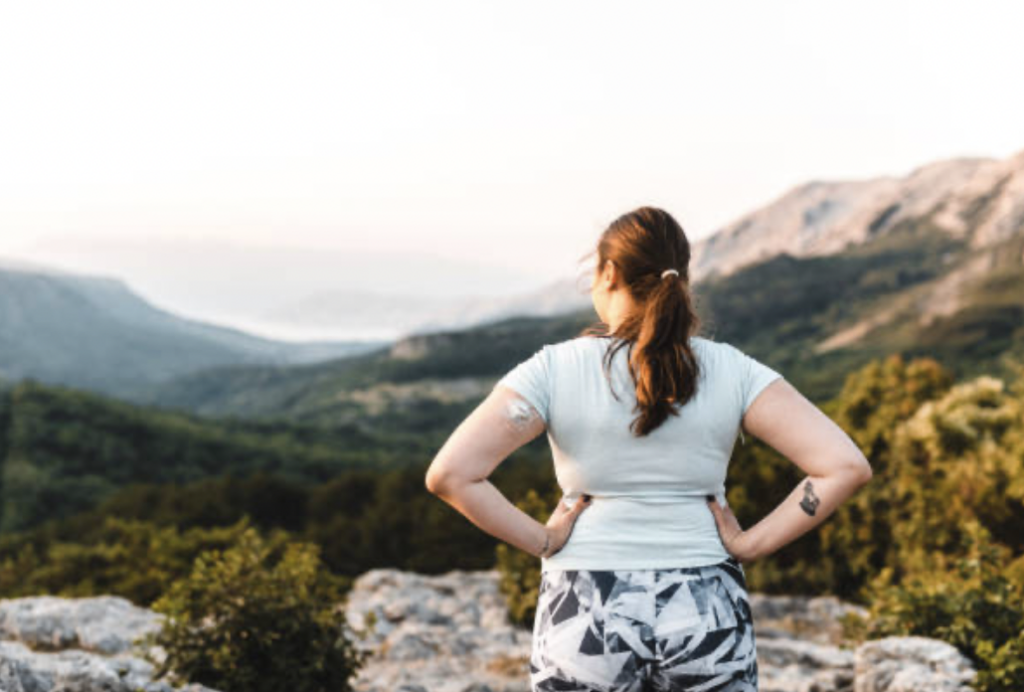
[530,556,757,691]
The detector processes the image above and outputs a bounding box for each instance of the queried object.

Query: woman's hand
[706,495,759,563]
[542,494,592,557]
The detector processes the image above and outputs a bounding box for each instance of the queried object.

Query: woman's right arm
[729,378,873,561]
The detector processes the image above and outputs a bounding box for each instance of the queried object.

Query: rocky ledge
[343,569,978,692]
[0,595,215,692]
[0,569,977,692]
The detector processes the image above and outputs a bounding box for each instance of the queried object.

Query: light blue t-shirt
[493,334,784,571]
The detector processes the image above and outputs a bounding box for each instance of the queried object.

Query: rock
[386,631,439,661]
[460,684,494,692]
[854,636,977,692]
[755,636,856,692]
[0,595,163,655]
[344,568,533,692]
[758,636,857,669]
[0,597,221,692]
[0,639,168,692]
[0,570,978,692]
[749,593,871,646]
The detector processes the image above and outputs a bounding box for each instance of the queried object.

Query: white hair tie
[661,268,680,279]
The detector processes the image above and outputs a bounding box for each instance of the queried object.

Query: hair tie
[661,268,680,279]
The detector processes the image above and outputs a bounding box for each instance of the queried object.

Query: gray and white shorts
[530,556,757,691]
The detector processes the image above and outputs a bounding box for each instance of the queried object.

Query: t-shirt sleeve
[737,347,783,415]
[493,346,551,424]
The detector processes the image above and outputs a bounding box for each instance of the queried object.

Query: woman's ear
[600,259,618,289]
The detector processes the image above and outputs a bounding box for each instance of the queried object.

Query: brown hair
[577,206,703,437]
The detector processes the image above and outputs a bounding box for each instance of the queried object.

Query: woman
[425,206,873,691]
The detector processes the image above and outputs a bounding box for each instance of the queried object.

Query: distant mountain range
[1,146,1022,404]
[129,146,1024,418]
[0,259,387,398]
[254,147,1024,339]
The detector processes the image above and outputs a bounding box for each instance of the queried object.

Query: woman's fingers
[707,498,738,542]
[573,495,592,514]
[555,495,592,516]
[707,498,723,523]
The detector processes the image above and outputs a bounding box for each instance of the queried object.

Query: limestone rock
[344,568,532,692]
[0,595,163,655]
[0,596,219,692]
[0,639,168,692]
[750,592,870,646]
[854,636,977,692]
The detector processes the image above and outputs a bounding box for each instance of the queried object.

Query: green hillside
[0,380,446,533]
[0,314,594,534]
[127,311,597,423]
[695,215,1024,399]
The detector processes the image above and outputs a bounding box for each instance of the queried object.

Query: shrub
[843,520,1024,692]
[146,527,366,692]
[0,515,258,605]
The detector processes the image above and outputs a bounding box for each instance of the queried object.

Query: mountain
[690,147,1024,280]
[136,147,1024,417]
[0,261,387,399]
[686,147,1024,372]
[146,145,1024,341]
[324,147,1024,337]
[5,146,1022,417]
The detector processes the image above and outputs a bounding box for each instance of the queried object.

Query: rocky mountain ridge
[691,147,1024,281]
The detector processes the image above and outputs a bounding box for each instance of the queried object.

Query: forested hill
[0,379,433,534]
[126,311,596,421]
[0,308,589,535]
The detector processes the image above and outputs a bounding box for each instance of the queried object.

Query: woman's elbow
[425,468,450,495]
[426,466,475,496]
[844,456,874,486]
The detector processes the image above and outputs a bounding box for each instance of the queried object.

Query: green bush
[146,527,366,692]
[843,520,1024,692]
[0,515,259,605]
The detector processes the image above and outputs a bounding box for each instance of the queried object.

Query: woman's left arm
[425,386,588,558]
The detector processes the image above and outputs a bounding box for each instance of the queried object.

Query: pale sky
[1,1,1023,336]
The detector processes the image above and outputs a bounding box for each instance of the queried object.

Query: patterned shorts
[530,557,757,691]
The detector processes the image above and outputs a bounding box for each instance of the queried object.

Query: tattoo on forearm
[799,480,820,516]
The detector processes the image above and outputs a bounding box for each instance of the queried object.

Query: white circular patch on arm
[503,396,540,431]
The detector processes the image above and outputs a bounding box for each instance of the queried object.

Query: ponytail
[578,207,703,437]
